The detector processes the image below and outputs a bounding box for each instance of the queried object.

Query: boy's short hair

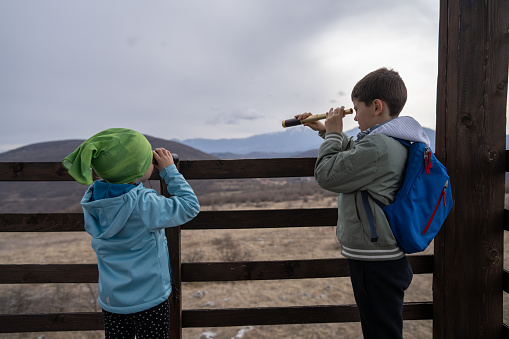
[351,67,407,116]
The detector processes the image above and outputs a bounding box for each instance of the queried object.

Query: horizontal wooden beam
[0,209,338,232]
[0,162,74,181]
[0,213,85,232]
[8,152,509,180]
[0,158,316,182]
[0,256,433,284]
[183,255,433,282]
[0,302,433,333]
[0,264,98,284]
[179,158,316,179]
[183,208,338,230]
[182,258,351,282]
[183,302,433,327]
[0,312,104,333]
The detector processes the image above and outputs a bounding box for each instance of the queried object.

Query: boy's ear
[373,99,384,116]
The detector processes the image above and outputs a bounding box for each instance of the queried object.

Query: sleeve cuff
[324,132,343,143]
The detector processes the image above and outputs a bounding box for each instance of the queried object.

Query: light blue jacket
[81,165,200,314]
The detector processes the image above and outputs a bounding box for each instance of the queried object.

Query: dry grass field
[0,180,508,338]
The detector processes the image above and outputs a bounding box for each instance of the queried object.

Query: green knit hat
[62,128,153,185]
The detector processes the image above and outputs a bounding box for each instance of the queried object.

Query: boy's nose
[354,115,358,121]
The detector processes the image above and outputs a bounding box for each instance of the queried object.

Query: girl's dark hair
[351,67,407,116]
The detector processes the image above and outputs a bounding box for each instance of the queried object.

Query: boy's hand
[294,112,326,132]
[324,107,345,134]
[152,148,175,171]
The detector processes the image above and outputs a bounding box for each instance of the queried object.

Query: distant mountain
[180,127,328,155]
[182,126,437,159]
[0,135,216,162]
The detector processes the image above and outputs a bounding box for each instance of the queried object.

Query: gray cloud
[206,108,263,125]
[0,0,441,151]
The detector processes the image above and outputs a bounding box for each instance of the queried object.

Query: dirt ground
[0,195,507,338]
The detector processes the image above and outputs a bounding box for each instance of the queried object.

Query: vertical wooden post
[434,0,509,338]
[166,225,182,339]
[160,165,183,339]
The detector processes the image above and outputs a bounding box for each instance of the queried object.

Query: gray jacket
[315,116,430,261]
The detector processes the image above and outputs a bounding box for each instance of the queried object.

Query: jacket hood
[370,116,431,147]
[81,182,143,239]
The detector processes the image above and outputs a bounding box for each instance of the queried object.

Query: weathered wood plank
[178,158,316,179]
[0,213,84,232]
[161,174,183,339]
[183,208,338,230]
[0,209,338,232]
[0,158,316,181]
[0,264,98,283]
[183,256,433,282]
[0,162,74,181]
[168,226,182,339]
[434,0,509,338]
[0,256,433,284]
[0,302,433,332]
[182,259,350,282]
[0,312,104,333]
[182,302,433,327]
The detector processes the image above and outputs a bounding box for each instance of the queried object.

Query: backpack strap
[361,191,387,243]
[392,137,412,148]
[361,191,381,242]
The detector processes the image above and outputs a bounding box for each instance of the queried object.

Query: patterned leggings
[102,299,170,339]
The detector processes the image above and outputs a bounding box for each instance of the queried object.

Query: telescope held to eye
[282,108,354,128]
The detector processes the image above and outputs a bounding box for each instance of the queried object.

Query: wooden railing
[0,159,434,337]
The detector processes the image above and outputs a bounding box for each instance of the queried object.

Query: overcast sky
[0,0,442,153]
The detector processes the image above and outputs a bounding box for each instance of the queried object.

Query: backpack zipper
[424,146,433,174]
[422,180,448,235]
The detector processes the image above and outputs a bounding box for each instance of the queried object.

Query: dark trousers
[348,257,413,339]
[102,298,170,339]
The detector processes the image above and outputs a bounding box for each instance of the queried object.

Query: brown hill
[0,136,216,213]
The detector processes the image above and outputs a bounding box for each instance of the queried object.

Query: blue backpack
[361,139,453,254]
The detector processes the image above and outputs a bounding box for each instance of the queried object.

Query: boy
[295,68,430,338]
[62,128,200,339]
